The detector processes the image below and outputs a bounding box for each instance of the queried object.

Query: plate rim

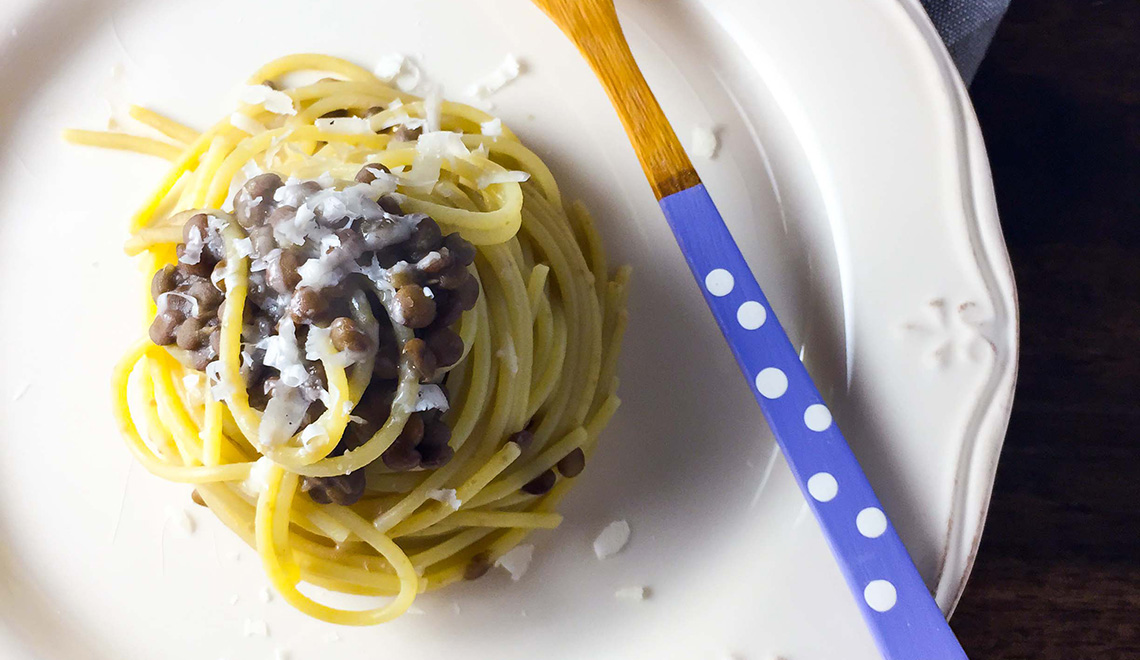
[891,0,1019,615]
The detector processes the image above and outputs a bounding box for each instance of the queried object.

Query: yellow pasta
[69,54,628,625]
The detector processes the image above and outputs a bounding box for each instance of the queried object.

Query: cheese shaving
[180,225,204,265]
[259,387,307,447]
[614,586,648,601]
[593,520,630,559]
[494,544,534,581]
[156,291,199,318]
[467,55,523,98]
[690,125,719,159]
[414,384,450,412]
[480,117,503,137]
[314,117,374,135]
[426,488,462,510]
[164,506,196,535]
[239,85,296,115]
[205,360,235,401]
[242,618,269,637]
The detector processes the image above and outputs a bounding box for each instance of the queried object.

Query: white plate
[0,0,1016,658]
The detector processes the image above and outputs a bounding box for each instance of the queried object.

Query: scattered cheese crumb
[406,604,425,615]
[164,506,196,536]
[373,53,426,93]
[451,601,462,615]
[259,587,274,603]
[615,586,648,601]
[242,618,268,637]
[426,489,462,510]
[594,520,630,559]
[314,117,374,135]
[274,650,290,660]
[495,544,535,581]
[691,125,719,159]
[467,55,523,98]
[322,632,341,643]
[239,85,296,116]
[414,384,451,413]
[480,117,503,137]
[373,53,406,81]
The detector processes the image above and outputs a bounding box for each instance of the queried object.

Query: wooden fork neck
[534,0,700,199]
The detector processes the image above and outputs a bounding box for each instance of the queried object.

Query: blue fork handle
[660,185,968,660]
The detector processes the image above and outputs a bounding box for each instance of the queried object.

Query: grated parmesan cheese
[233,237,254,258]
[373,53,426,93]
[480,117,503,137]
[314,116,374,135]
[164,506,196,536]
[299,423,329,450]
[205,360,235,401]
[594,520,630,559]
[156,291,199,318]
[414,384,451,413]
[242,457,277,495]
[260,318,308,388]
[467,54,523,98]
[242,618,269,637]
[426,488,462,510]
[239,84,296,115]
[690,125,719,159]
[494,544,534,581]
[259,387,307,447]
[180,225,204,265]
[615,586,648,601]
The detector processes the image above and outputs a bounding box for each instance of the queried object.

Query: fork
[529,1,971,658]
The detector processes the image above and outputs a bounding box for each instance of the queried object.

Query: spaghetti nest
[69,54,629,625]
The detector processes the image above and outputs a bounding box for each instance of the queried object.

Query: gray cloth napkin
[919,0,1010,82]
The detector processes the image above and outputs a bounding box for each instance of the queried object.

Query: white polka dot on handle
[754,368,788,399]
[804,404,832,432]
[857,507,888,538]
[864,580,897,612]
[736,301,767,329]
[704,269,734,297]
[807,472,838,502]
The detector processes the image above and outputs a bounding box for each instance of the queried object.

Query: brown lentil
[464,553,492,580]
[233,173,283,227]
[393,285,436,329]
[329,317,370,353]
[267,248,303,294]
[289,287,328,324]
[151,264,178,300]
[507,429,534,451]
[424,327,463,367]
[381,413,424,471]
[556,447,586,478]
[301,471,366,506]
[354,162,390,184]
[522,469,557,495]
[402,338,437,380]
[149,309,185,345]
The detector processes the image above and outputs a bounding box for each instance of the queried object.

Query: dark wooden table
[949,2,1140,658]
